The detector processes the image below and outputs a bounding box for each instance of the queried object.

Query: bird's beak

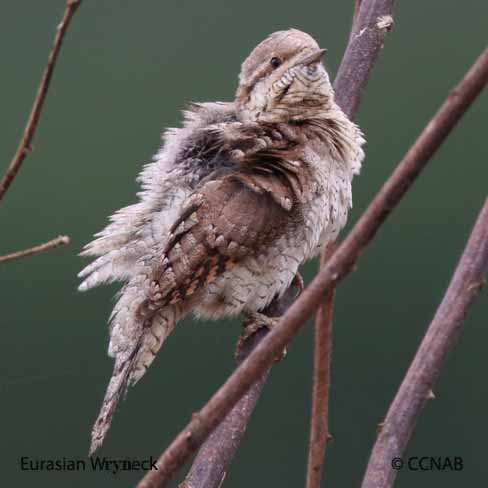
[295,48,327,67]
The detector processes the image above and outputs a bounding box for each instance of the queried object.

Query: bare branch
[306,247,335,488]
[0,0,82,201]
[308,1,394,484]
[361,198,488,488]
[137,44,488,488]
[335,0,395,119]
[0,235,70,264]
[179,280,301,488]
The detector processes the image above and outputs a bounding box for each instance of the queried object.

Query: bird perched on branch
[79,29,365,454]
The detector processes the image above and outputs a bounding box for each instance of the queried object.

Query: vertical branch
[0,0,82,201]
[306,248,335,488]
[362,198,488,488]
[306,1,395,486]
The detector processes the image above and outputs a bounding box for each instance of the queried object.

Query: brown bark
[306,247,336,488]
[334,0,395,119]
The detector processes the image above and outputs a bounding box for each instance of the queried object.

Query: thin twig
[361,198,488,488]
[0,0,82,201]
[137,44,488,488]
[306,247,336,488]
[0,235,70,264]
[306,1,395,485]
[179,281,300,488]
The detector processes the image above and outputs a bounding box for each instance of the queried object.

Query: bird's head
[235,29,332,123]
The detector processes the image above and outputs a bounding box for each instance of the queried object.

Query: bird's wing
[138,121,314,312]
[141,171,295,311]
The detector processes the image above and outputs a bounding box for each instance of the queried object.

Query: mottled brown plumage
[79,29,365,454]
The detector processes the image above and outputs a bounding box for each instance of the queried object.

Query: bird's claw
[235,311,287,361]
[292,272,304,296]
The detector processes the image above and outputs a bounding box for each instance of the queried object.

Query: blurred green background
[1,1,487,486]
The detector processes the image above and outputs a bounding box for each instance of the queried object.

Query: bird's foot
[244,311,279,336]
[292,272,304,295]
[236,311,286,361]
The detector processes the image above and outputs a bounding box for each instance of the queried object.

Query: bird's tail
[89,347,139,456]
[89,303,183,455]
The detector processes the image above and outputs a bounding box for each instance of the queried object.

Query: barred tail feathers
[89,303,182,455]
[89,347,139,455]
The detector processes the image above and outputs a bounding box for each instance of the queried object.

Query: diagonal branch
[0,235,70,264]
[0,0,82,201]
[361,198,488,488]
[138,46,488,488]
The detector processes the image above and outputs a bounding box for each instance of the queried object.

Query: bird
[79,28,365,454]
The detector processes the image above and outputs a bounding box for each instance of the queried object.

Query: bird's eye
[270,57,282,69]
